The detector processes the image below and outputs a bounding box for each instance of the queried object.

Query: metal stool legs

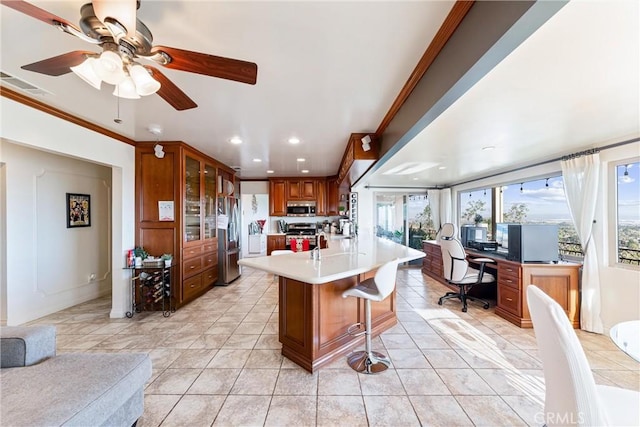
[347,298,391,374]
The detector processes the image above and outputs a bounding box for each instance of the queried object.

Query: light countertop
[238,235,425,284]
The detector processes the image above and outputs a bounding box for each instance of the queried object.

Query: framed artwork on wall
[67,193,91,228]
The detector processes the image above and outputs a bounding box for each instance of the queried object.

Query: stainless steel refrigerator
[218,196,241,284]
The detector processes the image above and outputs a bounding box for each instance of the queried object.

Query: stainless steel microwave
[286,202,316,217]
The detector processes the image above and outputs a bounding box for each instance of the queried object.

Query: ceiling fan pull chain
[114,92,122,124]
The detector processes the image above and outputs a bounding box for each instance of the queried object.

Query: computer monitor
[460,225,487,247]
[495,223,509,248]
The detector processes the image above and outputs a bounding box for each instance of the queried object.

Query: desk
[610,321,640,362]
[422,241,581,328]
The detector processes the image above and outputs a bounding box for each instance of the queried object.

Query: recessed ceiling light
[412,177,419,181]
[267,170,274,174]
[301,169,309,174]
[482,146,495,151]
[297,158,305,162]
[438,166,447,170]
[230,137,242,145]
[253,158,262,162]
[288,137,300,144]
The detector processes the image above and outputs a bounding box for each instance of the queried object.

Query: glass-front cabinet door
[203,164,217,239]
[184,155,201,242]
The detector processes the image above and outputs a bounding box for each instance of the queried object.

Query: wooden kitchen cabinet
[267,235,287,255]
[287,179,316,200]
[136,141,232,309]
[316,179,327,216]
[269,179,287,216]
[326,177,340,215]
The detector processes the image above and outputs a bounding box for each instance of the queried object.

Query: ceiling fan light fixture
[92,0,137,38]
[113,76,140,99]
[70,57,101,90]
[129,64,160,96]
[94,50,125,85]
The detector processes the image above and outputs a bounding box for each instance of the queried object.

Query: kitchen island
[238,236,425,372]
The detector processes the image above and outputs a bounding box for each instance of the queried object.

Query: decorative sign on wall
[158,201,175,221]
[67,193,91,228]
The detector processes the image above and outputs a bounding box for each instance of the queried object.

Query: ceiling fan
[1,0,258,110]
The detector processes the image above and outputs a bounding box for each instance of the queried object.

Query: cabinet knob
[190,284,195,288]
[506,297,513,302]
[190,266,195,269]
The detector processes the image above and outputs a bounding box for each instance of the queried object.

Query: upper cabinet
[203,164,217,240]
[269,177,339,216]
[269,179,287,216]
[287,179,316,200]
[184,155,202,243]
[337,133,379,189]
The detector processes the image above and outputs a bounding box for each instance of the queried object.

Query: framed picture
[67,193,91,228]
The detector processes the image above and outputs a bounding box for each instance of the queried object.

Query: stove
[285,223,317,248]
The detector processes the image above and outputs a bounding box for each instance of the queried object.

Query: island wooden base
[279,269,396,373]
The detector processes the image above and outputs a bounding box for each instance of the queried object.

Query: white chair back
[374,259,399,300]
[439,223,469,282]
[527,285,608,426]
[440,223,456,239]
[271,250,294,256]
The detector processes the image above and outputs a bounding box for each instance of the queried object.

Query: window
[375,193,430,258]
[501,176,581,259]
[616,161,640,265]
[458,188,492,237]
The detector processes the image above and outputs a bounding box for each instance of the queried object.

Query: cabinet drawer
[498,263,520,280]
[183,245,203,259]
[183,275,203,300]
[202,266,218,287]
[203,242,216,253]
[183,257,203,278]
[498,285,521,316]
[203,252,217,268]
[498,275,520,290]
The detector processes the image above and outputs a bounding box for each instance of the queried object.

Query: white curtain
[428,190,441,233]
[561,153,603,333]
[430,189,452,241]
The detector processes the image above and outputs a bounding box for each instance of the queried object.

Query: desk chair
[342,259,399,374]
[438,223,495,312]
[527,285,640,426]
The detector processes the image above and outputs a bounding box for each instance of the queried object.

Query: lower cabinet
[267,235,287,255]
[181,239,218,304]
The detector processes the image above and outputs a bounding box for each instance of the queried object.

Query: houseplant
[161,254,173,267]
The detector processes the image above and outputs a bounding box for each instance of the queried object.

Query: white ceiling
[2,1,638,186]
[365,0,640,188]
[0,0,455,178]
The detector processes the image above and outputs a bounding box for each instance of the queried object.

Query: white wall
[0,97,135,325]
[354,141,640,331]
[1,142,112,323]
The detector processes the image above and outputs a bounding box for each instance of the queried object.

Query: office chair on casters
[527,285,640,426]
[437,223,495,312]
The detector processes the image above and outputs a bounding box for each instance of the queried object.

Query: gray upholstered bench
[0,325,152,426]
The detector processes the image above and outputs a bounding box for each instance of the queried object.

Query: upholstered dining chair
[527,285,640,426]
[438,223,495,312]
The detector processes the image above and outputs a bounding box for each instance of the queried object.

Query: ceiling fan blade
[1,0,82,32]
[151,46,257,85]
[144,66,197,111]
[21,51,95,76]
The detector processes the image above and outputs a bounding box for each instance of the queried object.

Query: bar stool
[342,258,399,374]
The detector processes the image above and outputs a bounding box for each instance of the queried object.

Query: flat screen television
[507,224,559,263]
[460,225,487,247]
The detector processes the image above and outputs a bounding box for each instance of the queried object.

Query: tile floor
[27,267,639,426]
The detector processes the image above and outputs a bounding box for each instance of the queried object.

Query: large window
[375,193,431,255]
[458,188,493,237]
[616,161,640,265]
[501,176,581,258]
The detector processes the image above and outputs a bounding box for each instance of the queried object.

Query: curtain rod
[448,136,639,188]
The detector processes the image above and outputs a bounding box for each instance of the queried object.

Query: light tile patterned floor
[28,267,639,426]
